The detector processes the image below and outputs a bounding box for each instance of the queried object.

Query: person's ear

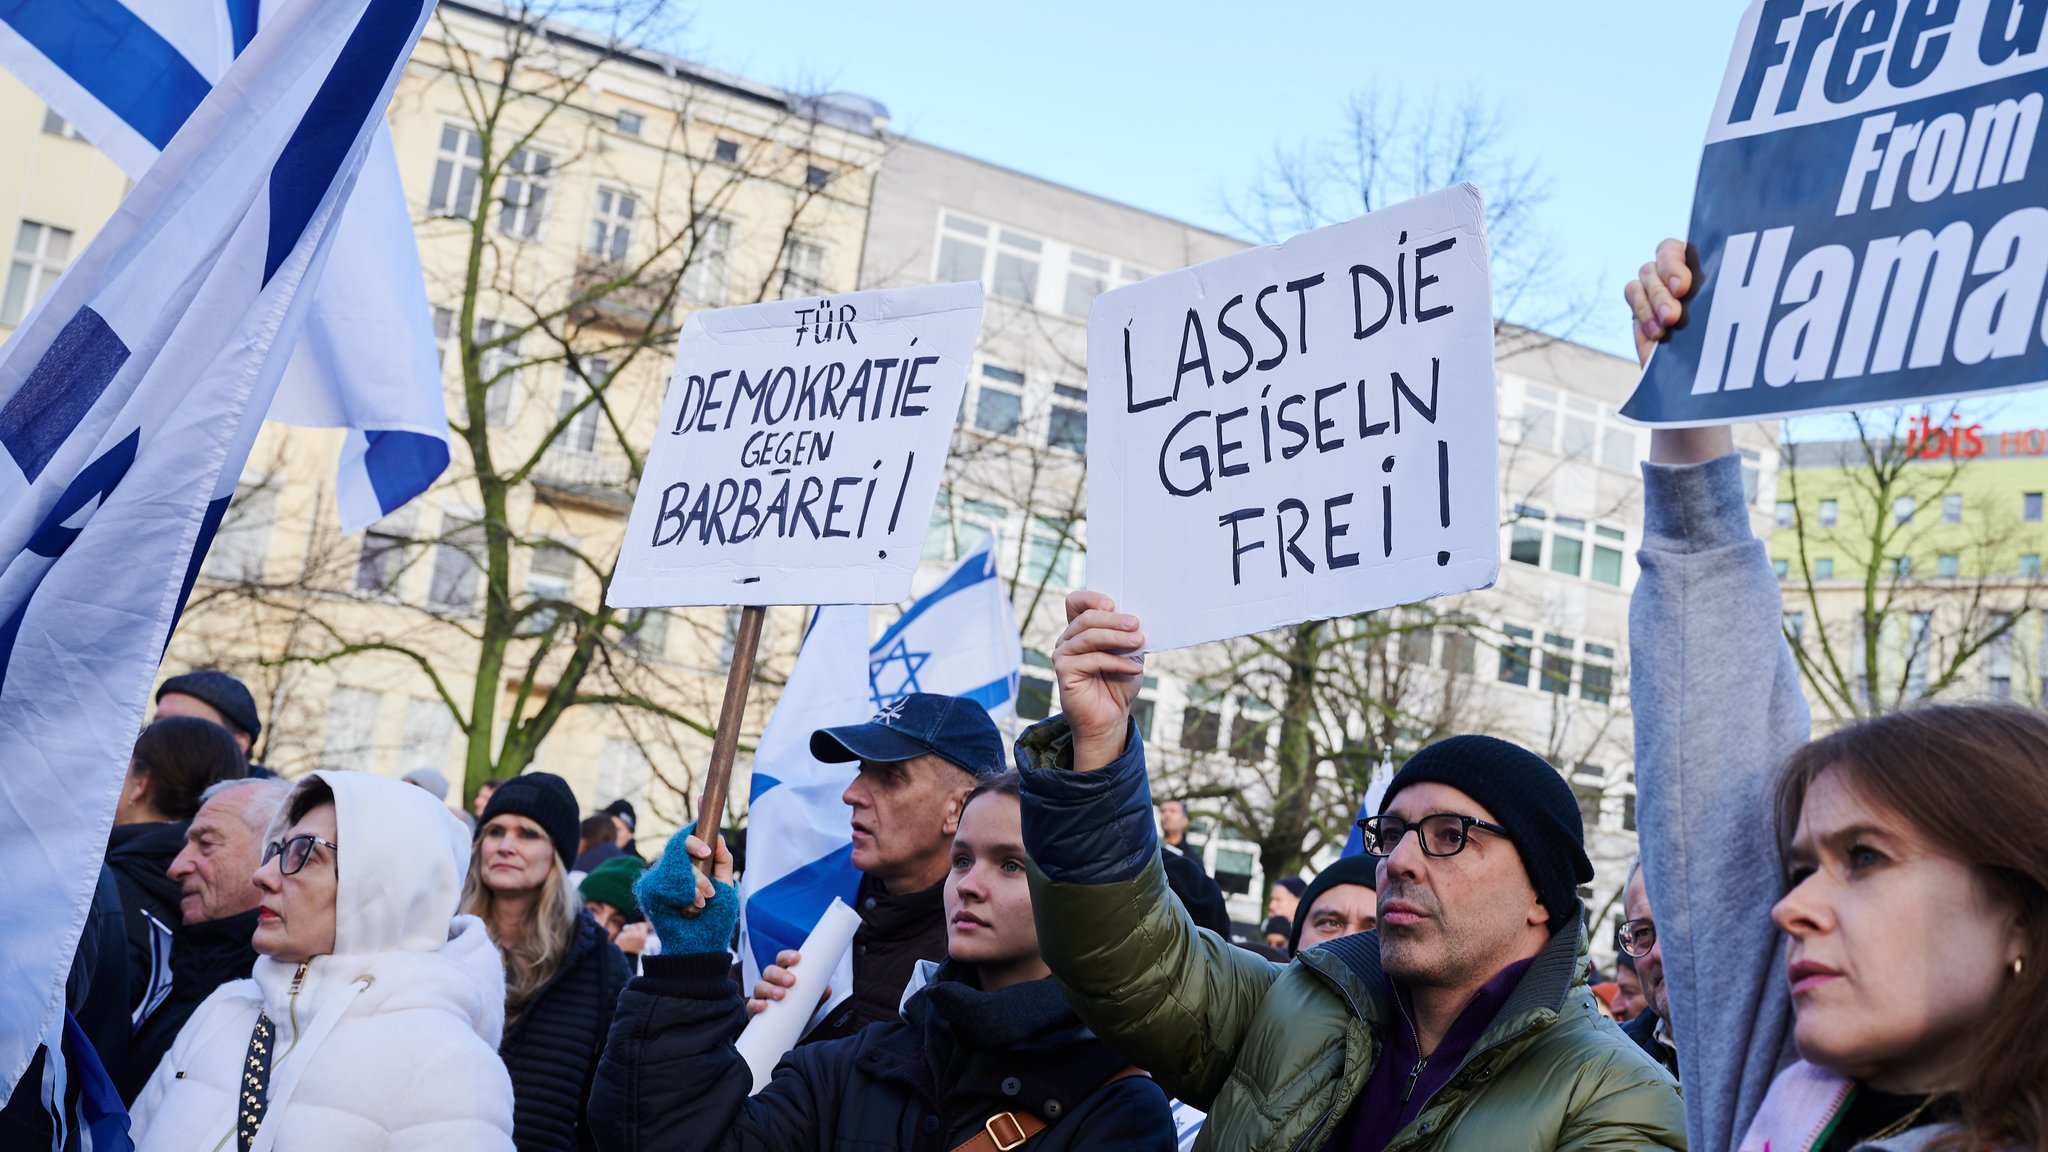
[124,762,151,807]
[1527,894,1549,929]
[941,781,973,838]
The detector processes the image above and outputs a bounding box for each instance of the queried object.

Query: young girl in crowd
[589,771,1177,1151]
[465,772,631,1152]
[130,772,514,1150]
[1627,239,2047,1152]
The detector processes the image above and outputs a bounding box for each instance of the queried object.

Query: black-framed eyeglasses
[1356,813,1511,858]
[262,834,339,877]
[1615,917,1657,958]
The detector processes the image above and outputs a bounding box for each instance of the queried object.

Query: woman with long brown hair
[464,772,629,1152]
[1627,238,2046,1152]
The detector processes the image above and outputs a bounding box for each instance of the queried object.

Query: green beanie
[579,855,646,922]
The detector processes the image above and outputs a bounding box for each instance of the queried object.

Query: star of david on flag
[868,639,929,709]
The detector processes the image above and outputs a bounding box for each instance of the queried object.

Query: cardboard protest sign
[610,282,984,607]
[1086,184,1499,652]
[1627,0,2048,425]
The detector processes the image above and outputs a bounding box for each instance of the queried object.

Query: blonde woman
[464,773,629,1152]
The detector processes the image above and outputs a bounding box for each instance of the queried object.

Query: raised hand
[634,827,739,956]
[1625,237,1735,464]
[1055,590,1146,772]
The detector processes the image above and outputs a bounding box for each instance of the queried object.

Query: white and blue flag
[0,0,437,1092]
[737,533,1022,1024]
[0,0,449,531]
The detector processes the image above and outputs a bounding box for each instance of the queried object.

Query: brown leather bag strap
[948,1068,1150,1152]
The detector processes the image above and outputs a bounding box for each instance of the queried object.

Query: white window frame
[970,363,1025,438]
[681,218,733,305]
[3,220,73,327]
[428,123,483,218]
[555,358,610,454]
[498,146,554,241]
[780,235,829,298]
[587,186,635,262]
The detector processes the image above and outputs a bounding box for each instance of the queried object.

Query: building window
[1775,501,1796,529]
[587,187,635,262]
[1540,636,1574,695]
[1784,611,1804,641]
[936,213,987,283]
[320,687,384,773]
[432,305,456,370]
[1227,698,1271,764]
[1498,625,1534,687]
[428,125,483,217]
[1572,774,1605,830]
[1815,557,1835,580]
[1987,614,2014,699]
[3,220,73,326]
[681,218,733,305]
[712,137,740,164]
[476,317,521,427]
[2026,492,2044,522]
[2021,553,2041,578]
[397,699,455,777]
[1017,651,1054,721]
[1440,630,1477,675]
[427,514,487,612]
[1518,384,1558,449]
[614,109,643,136]
[1025,519,1077,588]
[1893,495,1916,524]
[1581,644,1614,705]
[780,236,828,298]
[1399,619,1434,666]
[1818,498,1838,527]
[41,107,83,140]
[202,480,278,583]
[1048,383,1086,452]
[556,359,610,454]
[1905,611,1933,699]
[1942,493,1963,524]
[992,229,1042,304]
[354,507,416,596]
[1600,424,1637,472]
[522,542,577,634]
[1549,517,1585,577]
[1562,400,1597,460]
[973,364,1024,436]
[499,147,553,240]
[804,164,831,190]
[1937,553,1959,579]
[1740,448,1762,505]
[1065,250,1110,317]
[1180,687,1222,753]
[1894,556,1913,579]
[1773,558,1790,578]
[1508,505,1544,566]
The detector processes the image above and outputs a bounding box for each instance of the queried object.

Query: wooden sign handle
[694,603,766,851]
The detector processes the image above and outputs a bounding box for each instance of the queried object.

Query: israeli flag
[1339,746,1397,858]
[0,0,450,532]
[738,534,1022,1025]
[0,0,436,1093]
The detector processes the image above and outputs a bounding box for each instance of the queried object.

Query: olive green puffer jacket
[1017,719,1684,1152]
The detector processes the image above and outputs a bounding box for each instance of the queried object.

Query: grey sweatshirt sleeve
[1630,453,1810,1152]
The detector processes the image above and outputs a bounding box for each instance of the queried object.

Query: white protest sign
[1086,184,1499,652]
[611,282,984,607]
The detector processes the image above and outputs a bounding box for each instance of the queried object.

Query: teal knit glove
[635,824,740,955]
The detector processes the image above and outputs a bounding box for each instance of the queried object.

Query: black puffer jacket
[105,821,187,1017]
[502,908,631,1151]
[805,871,949,1044]
[124,908,259,1101]
[590,954,1176,1152]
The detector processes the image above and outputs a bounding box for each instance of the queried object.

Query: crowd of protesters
[8,245,2048,1152]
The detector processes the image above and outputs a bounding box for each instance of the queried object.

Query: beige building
[0,3,886,833]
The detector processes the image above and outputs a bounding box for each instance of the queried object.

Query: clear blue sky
[673,0,2048,433]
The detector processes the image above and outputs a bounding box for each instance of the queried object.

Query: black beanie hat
[1288,854,1382,954]
[157,670,263,739]
[1378,734,1592,931]
[478,772,580,867]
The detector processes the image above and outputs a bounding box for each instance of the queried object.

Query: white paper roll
[733,896,862,1094]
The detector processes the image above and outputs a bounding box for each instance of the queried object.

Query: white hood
[267,770,471,956]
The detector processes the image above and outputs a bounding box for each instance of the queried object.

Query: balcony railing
[534,445,632,510]
[570,255,674,333]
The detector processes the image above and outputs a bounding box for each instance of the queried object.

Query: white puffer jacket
[131,772,515,1151]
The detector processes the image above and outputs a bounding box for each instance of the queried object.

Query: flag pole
[696,603,766,850]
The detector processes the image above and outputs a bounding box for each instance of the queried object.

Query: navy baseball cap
[811,693,1006,779]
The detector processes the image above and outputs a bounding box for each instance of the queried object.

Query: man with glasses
[1012,590,1683,1151]
[1617,860,1678,1079]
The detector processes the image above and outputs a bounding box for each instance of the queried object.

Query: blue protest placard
[1626,0,2048,426]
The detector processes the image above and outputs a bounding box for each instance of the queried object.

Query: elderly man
[1015,591,1683,1152]
[123,777,289,1100]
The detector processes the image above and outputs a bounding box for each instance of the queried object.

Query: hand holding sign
[1087,183,1501,652]
[1053,590,1146,772]
[1626,240,1738,466]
